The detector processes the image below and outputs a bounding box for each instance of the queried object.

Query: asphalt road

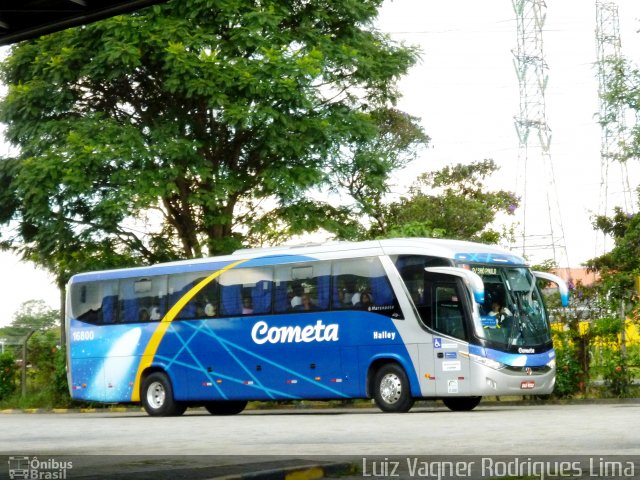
[1,402,639,479]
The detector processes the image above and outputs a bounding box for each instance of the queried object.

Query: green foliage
[0,0,424,283]
[586,56,640,304]
[584,165,640,396]
[53,346,70,401]
[386,221,446,239]
[0,352,18,400]
[589,316,623,339]
[380,159,518,242]
[596,348,634,397]
[9,300,58,332]
[327,108,429,236]
[0,300,69,408]
[0,331,70,408]
[586,207,640,299]
[545,285,620,398]
[531,259,557,273]
[551,331,583,397]
[599,58,640,161]
[547,278,640,399]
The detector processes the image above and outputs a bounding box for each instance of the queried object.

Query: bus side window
[395,255,453,327]
[274,279,290,313]
[251,279,272,315]
[332,257,402,318]
[219,267,273,316]
[119,275,168,323]
[70,280,118,325]
[221,284,243,316]
[274,263,330,313]
[434,285,467,340]
[101,293,118,324]
[416,285,432,327]
[168,272,218,319]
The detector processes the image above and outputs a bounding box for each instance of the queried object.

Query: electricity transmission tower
[595,0,635,254]
[512,0,569,267]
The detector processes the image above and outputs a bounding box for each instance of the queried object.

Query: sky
[1,0,640,325]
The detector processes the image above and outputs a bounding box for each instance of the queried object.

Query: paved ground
[1,401,639,479]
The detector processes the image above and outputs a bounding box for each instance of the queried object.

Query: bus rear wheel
[373,363,415,413]
[141,372,186,416]
[442,396,481,411]
[204,400,248,415]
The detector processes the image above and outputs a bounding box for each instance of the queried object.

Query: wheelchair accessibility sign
[433,337,456,349]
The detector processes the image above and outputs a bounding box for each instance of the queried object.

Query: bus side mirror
[425,267,484,304]
[533,271,569,307]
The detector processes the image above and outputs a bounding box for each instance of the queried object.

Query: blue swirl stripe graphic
[154,318,349,400]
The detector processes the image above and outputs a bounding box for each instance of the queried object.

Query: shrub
[552,331,583,397]
[0,352,18,400]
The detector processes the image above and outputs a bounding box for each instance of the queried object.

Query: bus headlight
[469,353,504,370]
[546,358,556,369]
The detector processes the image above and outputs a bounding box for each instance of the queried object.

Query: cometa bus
[66,238,568,416]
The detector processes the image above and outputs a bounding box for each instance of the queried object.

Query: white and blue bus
[65,238,568,416]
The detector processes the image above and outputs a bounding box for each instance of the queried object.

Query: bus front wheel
[141,372,186,417]
[373,363,415,413]
[442,396,481,411]
[204,400,248,415]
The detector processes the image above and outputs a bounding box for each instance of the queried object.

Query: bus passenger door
[408,271,470,398]
[429,280,471,397]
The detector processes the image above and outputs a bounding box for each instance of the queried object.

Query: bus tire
[442,396,481,411]
[141,372,185,416]
[373,363,415,413]
[204,400,248,416]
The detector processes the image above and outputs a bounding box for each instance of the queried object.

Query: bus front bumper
[470,362,556,396]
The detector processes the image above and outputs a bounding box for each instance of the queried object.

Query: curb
[210,462,356,480]
[64,460,358,480]
[0,406,144,414]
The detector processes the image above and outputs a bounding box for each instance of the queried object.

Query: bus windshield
[468,265,552,349]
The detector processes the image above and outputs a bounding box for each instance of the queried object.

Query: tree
[0,0,424,292]
[0,301,66,405]
[0,300,59,344]
[586,206,640,297]
[327,108,429,239]
[240,108,428,246]
[378,159,519,242]
[598,57,640,162]
[582,204,640,397]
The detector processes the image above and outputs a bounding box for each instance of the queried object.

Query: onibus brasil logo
[8,456,72,480]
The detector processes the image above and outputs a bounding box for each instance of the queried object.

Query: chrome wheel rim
[380,373,402,404]
[147,381,166,409]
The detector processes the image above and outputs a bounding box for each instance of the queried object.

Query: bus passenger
[242,297,253,314]
[290,285,304,309]
[204,302,216,316]
[357,292,373,310]
[301,293,314,311]
[138,308,150,322]
[336,289,349,308]
[149,305,162,321]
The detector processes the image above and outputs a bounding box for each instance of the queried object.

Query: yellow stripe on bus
[130,259,247,402]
